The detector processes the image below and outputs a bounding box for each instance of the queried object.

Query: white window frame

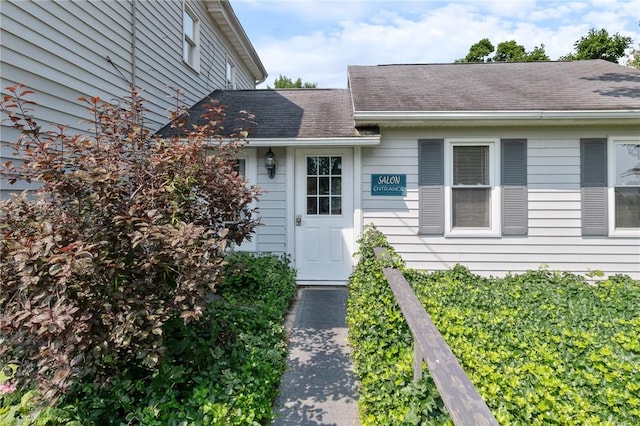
[444,138,501,237]
[608,136,640,237]
[182,3,200,72]
[233,150,258,251]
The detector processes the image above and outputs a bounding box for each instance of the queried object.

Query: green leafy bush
[409,266,640,425]
[0,85,259,403]
[346,227,450,425]
[348,226,640,425]
[1,252,297,425]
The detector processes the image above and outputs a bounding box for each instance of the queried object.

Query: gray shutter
[580,138,608,236]
[419,139,444,235]
[501,139,528,236]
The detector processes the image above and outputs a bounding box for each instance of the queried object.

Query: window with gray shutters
[418,138,528,237]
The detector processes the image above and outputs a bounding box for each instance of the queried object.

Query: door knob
[295,215,302,226]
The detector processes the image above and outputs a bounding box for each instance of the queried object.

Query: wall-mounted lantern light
[265,147,276,179]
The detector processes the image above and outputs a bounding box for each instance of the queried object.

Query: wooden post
[413,341,422,382]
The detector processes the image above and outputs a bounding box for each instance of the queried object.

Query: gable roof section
[348,60,640,116]
[157,89,363,140]
[205,0,267,84]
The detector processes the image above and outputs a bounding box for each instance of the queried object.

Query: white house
[0,0,266,196]
[166,60,640,282]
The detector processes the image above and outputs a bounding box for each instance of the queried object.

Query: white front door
[295,148,354,283]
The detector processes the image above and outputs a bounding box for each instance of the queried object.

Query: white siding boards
[1,0,266,199]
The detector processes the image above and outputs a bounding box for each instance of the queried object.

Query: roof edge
[246,137,381,146]
[354,110,640,121]
[205,0,268,84]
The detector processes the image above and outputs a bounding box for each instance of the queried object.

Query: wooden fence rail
[374,247,499,426]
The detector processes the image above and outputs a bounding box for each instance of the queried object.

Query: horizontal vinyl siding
[361,141,421,231]
[1,0,260,198]
[127,0,257,131]
[255,147,287,254]
[1,1,132,131]
[362,128,640,280]
[1,0,132,198]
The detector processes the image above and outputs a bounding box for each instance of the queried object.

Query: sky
[230,0,640,88]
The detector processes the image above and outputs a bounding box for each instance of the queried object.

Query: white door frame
[285,146,362,285]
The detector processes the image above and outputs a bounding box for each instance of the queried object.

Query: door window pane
[331,157,342,175]
[319,177,330,195]
[306,156,342,215]
[307,157,317,175]
[319,157,330,175]
[331,197,342,215]
[319,197,330,214]
[307,177,317,195]
[307,197,317,215]
[331,177,341,195]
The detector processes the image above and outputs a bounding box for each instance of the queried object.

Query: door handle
[295,215,302,226]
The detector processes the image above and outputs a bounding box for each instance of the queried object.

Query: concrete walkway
[272,287,361,426]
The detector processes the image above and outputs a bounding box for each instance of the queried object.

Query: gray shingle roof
[157,89,358,139]
[348,60,640,112]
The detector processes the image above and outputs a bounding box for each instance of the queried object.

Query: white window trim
[182,3,200,72]
[444,138,501,237]
[233,149,258,251]
[608,136,640,237]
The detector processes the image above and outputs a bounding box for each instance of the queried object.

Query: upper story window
[610,137,640,233]
[183,5,200,71]
[226,60,236,89]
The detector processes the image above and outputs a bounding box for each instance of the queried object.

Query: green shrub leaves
[0,86,259,403]
[348,226,640,425]
[1,252,297,424]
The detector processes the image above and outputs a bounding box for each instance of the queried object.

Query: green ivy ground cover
[0,252,297,425]
[347,228,451,425]
[348,227,640,425]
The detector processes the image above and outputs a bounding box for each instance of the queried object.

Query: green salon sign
[371,174,407,196]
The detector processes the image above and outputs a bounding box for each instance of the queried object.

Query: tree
[456,38,494,62]
[270,74,317,89]
[628,44,640,69]
[456,39,549,62]
[626,23,640,69]
[493,40,527,62]
[0,85,260,402]
[525,44,551,62]
[561,28,632,63]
